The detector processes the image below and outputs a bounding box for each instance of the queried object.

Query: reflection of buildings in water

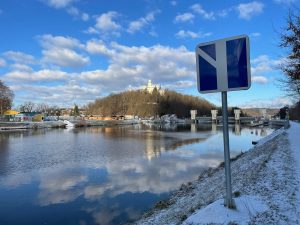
[260,128,267,137]
[144,133,208,161]
[103,127,113,134]
[191,123,197,132]
[234,123,241,136]
[211,123,217,133]
[144,133,162,161]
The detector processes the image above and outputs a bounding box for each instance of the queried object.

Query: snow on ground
[183,195,268,225]
[287,121,300,221]
[135,122,300,225]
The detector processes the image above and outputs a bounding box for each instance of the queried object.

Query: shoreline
[0,119,141,131]
[134,124,299,225]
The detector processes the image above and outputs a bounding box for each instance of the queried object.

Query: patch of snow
[135,124,300,225]
[287,121,300,221]
[183,195,268,225]
[255,126,284,147]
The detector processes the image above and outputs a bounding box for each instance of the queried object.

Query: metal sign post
[195,35,251,209]
[221,91,234,208]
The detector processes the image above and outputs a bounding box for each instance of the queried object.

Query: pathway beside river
[135,122,300,225]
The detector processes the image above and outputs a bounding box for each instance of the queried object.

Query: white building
[142,80,165,95]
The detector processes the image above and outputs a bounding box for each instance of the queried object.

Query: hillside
[86,89,216,118]
[241,108,279,117]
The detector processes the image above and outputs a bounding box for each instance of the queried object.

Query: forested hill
[86,89,216,118]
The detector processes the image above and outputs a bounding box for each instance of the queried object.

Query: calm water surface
[0,123,274,225]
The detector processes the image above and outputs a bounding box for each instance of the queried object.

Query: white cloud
[3,51,37,64]
[80,42,196,92]
[236,1,264,20]
[11,83,101,106]
[43,1,89,21]
[42,48,89,67]
[95,11,121,31]
[127,11,160,34]
[217,8,233,17]
[81,13,89,21]
[165,81,195,89]
[2,41,197,105]
[251,55,281,77]
[175,30,212,39]
[4,69,69,82]
[85,39,114,56]
[252,76,268,84]
[10,63,33,72]
[241,97,292,108]
[44,0,75,8]
[38,34,83,49]
[86,11,121,36]
[191,4,215,20]
[0,58,6,67]
[66,6,89,21]
[85,27,98,34]
[38,34,89,68]
[174,13,195,23]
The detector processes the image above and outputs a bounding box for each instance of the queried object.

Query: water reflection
[0,124,275,225]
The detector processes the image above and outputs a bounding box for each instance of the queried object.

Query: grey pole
[221,91,235,208]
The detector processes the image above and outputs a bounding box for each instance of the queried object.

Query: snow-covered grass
[135,122,300,225]
[183,195,268,225]
[287,121,300,222]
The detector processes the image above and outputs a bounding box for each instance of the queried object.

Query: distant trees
[0,80,14,114]
[19,101,35,113]
[279,106,289,119]
[279,11,300,101]
[86,89,216,118]
[18,102,61,116]
[70,104,80,116]
[289,102,300,120]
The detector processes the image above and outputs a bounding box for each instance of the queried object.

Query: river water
[0,123,274,225]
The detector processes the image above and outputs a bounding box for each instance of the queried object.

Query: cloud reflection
[0,124,274,225]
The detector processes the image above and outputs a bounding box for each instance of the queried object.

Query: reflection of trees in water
[0,130,48,175]
[65,124,212,162]
[0,133,9,174]
[0,125,231,225]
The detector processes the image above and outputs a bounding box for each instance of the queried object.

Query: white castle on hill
[142,80,165,95]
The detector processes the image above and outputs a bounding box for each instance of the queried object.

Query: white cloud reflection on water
[0,125,274,224]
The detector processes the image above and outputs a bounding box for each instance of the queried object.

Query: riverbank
[0,121,67,131]
[0,119,141,131]
[135,122,300,225]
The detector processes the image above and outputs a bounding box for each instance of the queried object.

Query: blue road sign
[195,35,251,93]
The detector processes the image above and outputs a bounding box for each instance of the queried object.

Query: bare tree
[0,80,14,114]
[279,10,300,101]
[19,102,35,113]
[35,103,50,113]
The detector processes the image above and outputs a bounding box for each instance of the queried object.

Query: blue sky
[0,0,298,108]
